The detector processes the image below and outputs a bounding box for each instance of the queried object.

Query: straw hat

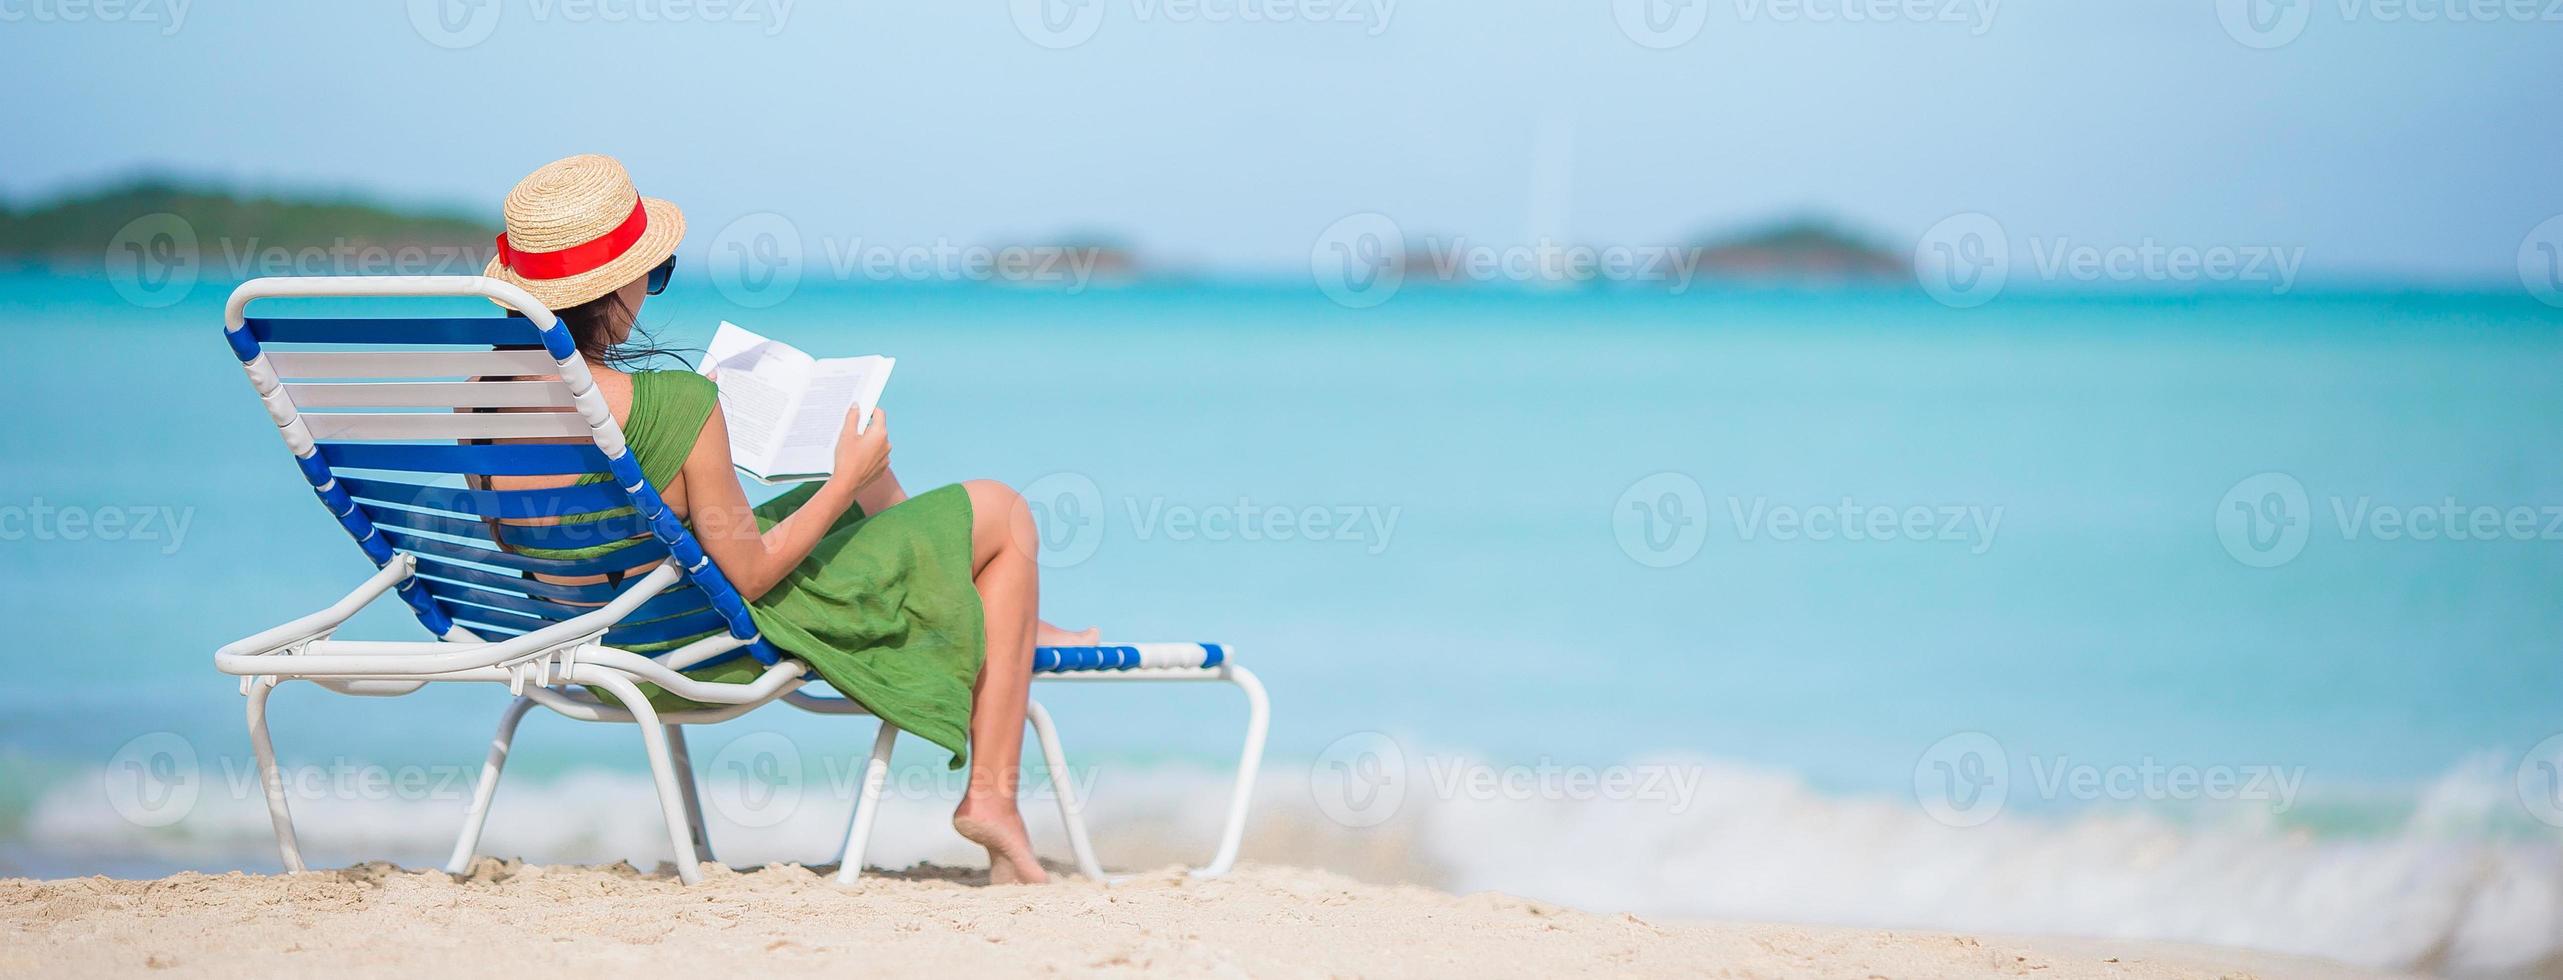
[483,154,684,311]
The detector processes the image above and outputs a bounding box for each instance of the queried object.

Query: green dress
[587,370,986,766]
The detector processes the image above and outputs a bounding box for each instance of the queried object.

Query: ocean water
[3,271,2560,972]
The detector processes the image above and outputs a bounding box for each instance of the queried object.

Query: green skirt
[585,371,986,768]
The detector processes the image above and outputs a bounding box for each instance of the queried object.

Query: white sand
[0,861,2391,978]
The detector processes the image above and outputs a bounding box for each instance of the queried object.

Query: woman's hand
[835,407,890,488]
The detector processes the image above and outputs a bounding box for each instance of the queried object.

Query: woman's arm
[681,403,890,602]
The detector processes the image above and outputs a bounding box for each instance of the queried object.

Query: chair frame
[212,275,1268,885]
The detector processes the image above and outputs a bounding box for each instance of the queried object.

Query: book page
[769,356,894,479]
[700,321,812,478]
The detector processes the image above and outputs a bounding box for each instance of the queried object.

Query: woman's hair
[507,283,695,369]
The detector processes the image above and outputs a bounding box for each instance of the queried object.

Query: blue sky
[3,0,2558,281]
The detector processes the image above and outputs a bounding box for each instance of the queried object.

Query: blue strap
[419,578,713,627]
[321,442,609,476]
[410,556,623,603]
[339,475,630,520]
[360,502,647,551]
[381,528,668,576]
[245,316,542,347]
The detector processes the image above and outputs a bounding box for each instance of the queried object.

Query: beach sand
[0,861,2389,979]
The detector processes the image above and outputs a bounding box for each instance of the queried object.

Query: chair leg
[1199,665,1270,878]
[833,721,898,885]
[445,696,535,874]
[577,670,704,885]
[244,678,306,873]
[664,725,714,865]
[1026,699,1106,881]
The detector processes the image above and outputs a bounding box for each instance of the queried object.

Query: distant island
[1688,217,1905,282]
[2,181,1908,289]
[0,179,490,271]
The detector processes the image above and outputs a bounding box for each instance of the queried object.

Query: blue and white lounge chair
[211,275,1269,885]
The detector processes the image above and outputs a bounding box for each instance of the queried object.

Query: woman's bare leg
[952,478,1048,884]
[871,469,1096,647]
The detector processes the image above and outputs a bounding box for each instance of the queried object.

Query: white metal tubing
[215,564,682,676]
[445,696,536,874]
[1200,665,1268,878]
[283,379,577,408]
[224,275,556,331]
[264,349,564,379]
[570,666,704,885]
[665,726,714,865]
[244,680,306,873]
[300,411,594,442]
[1026,700,1105,881]
[833,722,900,885]
[215,556,414,664]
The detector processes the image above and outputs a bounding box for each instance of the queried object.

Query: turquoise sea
[2,271,2559,970]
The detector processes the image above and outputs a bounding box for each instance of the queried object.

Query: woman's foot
[953,800,1049,885]
[1036,620,1100,647]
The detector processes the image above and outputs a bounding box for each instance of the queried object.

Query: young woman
[477,154,1094,884]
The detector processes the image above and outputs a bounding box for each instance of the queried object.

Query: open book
[699,321,894,484]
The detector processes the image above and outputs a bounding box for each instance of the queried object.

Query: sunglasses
[645,255,676,295]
